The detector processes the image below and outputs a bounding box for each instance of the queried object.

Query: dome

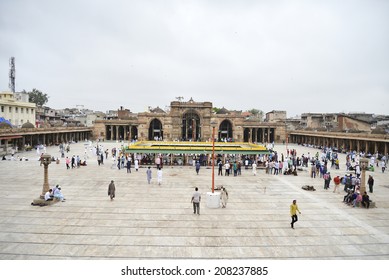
[21,121,35,128]
[150,106,166,114]
[217,107,230,114]
[0,122,12,129]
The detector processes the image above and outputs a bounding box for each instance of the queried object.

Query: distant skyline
[1,0,388,117]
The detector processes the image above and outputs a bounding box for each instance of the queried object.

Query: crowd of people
[4,140,387,215]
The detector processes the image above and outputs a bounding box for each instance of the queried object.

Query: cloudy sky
[0,0,388,117]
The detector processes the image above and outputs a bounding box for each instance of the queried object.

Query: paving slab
[0,142,388,259]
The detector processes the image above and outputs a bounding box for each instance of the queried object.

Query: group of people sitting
[343,190,370,208]
[44,185,66,202]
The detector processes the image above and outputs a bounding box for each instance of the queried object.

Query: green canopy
[124,141,270,155]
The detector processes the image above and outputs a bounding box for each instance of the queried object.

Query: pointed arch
[148,118,163,140]
[182,110,201,141]
[218,119,233,141]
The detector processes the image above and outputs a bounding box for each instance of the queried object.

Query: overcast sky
[1,0,388,117]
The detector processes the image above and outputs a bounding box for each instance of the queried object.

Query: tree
[24,88,49,107]
[212,107,221,114]
[247,108,264,120]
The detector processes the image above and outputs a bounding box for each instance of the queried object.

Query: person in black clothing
[218,161,223,176]
[362,192,370,209]
[368,175,374,193]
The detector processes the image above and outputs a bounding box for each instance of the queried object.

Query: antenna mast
[9,57,15,93]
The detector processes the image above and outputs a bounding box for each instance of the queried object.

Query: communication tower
[9,57,15,93]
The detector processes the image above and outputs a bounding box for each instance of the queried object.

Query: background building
[93,98,287,144]
[0,91,36,128]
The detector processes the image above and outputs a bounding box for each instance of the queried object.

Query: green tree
[24,88,49,106]
[212,107,221,114]
[247,108,264,120]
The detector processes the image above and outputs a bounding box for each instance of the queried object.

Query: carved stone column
[40,154,52,198]
[360,158,369,194]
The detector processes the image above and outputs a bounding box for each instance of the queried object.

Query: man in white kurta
[252,162,257,176]
[157,168,163,185]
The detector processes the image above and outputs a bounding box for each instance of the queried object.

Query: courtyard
[0,142,388,259]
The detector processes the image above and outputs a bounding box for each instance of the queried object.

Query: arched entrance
[131,126,138,141]
[243,128,250,142]
[118,126,125,141]
[182,111,201,141]
[219,120,233,141]
[148,119,163,140]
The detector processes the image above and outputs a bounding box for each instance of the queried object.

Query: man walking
[195,161,200,175]
[290,199,301,229]
[157,167,163,185]
[191,187,201,215]
[146,167,152,184]
[108,180,115,200]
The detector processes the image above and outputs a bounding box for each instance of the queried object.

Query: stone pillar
[32,154,54,205]
[262,128,265,143]
[40,154,52,198]
[360,158,369,194]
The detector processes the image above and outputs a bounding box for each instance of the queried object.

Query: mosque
[93,97,286,144]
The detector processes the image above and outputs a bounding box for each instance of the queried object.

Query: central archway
[182,111,201,141]
[219,119,233,141]
[148,119,163,140]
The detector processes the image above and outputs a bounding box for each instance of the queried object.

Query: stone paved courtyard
[0,142,388,259]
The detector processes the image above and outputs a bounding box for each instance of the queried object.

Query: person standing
[146,167,152,184]
[218,160,223,176]
[108,180,115,200]
[368,175,374,193]
[381,160,386,173]
[71,155,76,168]
[134,158,139,171]
[220,186,229,208]
[126,159,131,173]
[355,164,361,178]
[233,162,238,176]
[195,161,200,175]
[323,172,331,190]
[155,156,161,169]
[252,161,257,176]
[290,199,301,229]
[224,161,230,176]
[100,153,104,165]
[191,187,201,215]
[311,164,316,178]
[157,167,163,185]
[65,157,70,169]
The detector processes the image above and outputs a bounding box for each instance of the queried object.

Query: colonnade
[0,129,92,155]
[245,127,275,143]
[290,133,389,155]
[105,125,137,141]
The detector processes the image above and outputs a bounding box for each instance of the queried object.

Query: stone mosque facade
[93,98,287,144]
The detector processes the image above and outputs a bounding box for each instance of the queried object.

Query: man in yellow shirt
[290,199,301,229]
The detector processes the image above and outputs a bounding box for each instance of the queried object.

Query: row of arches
[149,116,234,141]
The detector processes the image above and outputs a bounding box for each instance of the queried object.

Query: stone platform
[0,142,388,259]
